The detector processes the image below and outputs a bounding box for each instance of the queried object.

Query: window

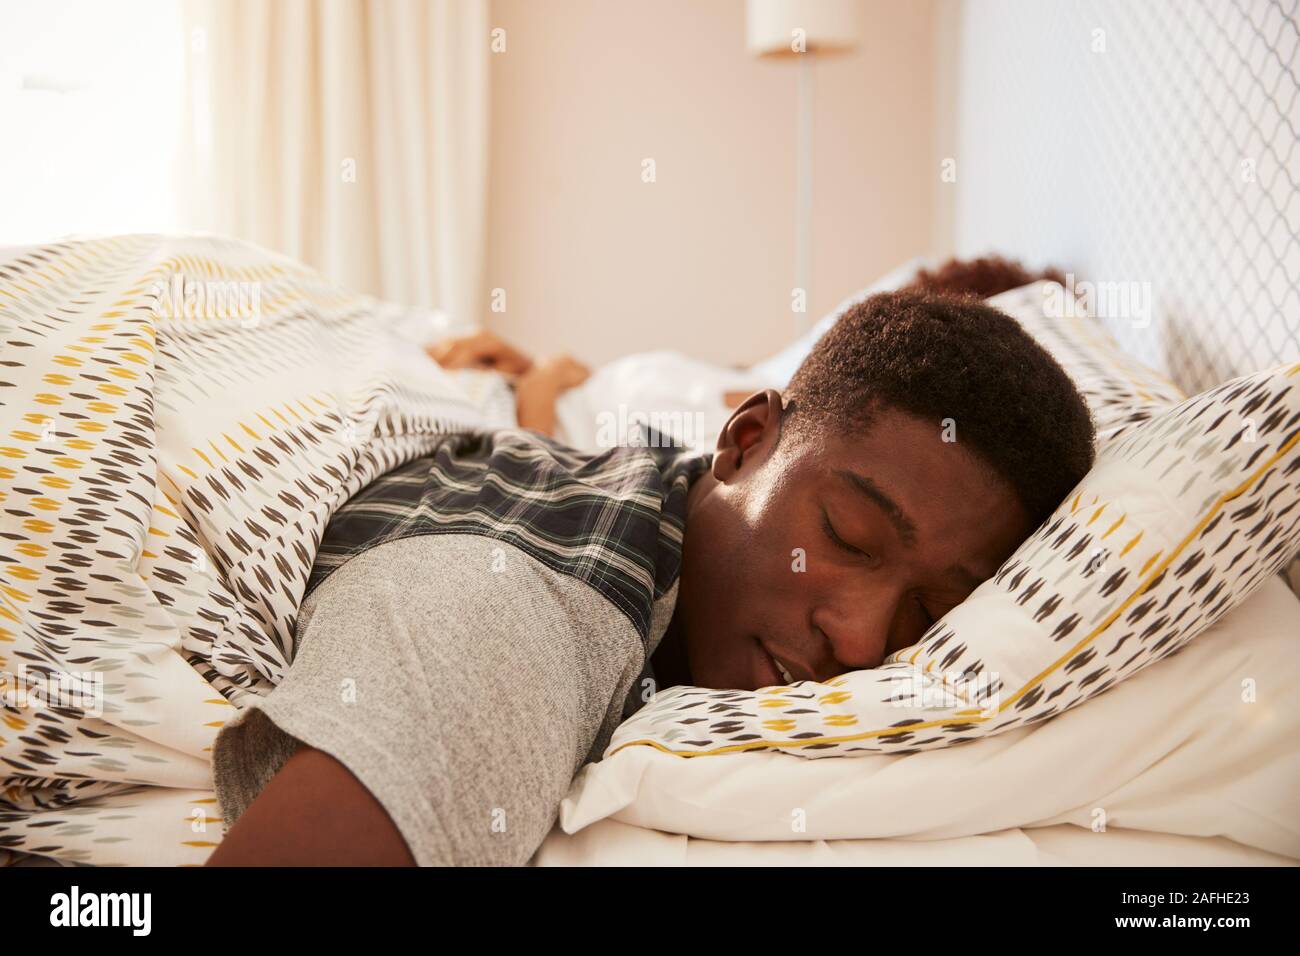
[0,0,186,245]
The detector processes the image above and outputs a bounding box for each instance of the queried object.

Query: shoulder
[303,533,638,638]
[311,430,709,641]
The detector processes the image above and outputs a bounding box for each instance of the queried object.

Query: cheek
[737,493,826,597]
[738,527,827,614]
[698,474,820,609]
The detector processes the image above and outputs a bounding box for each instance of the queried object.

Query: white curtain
[180,0,489,326]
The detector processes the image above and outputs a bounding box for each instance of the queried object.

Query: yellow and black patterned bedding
[0,235,494,863]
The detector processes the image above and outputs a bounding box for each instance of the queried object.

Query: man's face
[674,390,1033,691]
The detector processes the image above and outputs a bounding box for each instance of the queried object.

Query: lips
[769,652,796,684]
[753,637,798,688]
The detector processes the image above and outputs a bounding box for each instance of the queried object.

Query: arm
[425,331,590,437]
[513,355,590,436]
[425,329,534,378]
[207,745,416,866]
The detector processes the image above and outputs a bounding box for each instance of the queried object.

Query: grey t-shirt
[211,534,675,865]
[211,431,704,865]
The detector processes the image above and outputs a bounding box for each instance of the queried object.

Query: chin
[685,651,739,691]
[688,636,759,692]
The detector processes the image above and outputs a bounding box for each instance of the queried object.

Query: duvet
[0,235,498,863]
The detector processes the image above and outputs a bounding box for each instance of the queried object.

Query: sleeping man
[206,288,1095,866]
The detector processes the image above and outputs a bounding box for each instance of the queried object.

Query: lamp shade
[745,0,861,56]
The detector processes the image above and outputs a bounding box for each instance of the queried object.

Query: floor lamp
[746,0,861,335]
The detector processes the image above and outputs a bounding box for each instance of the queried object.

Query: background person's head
[675,290,1096,692]
[898,254,1066,300]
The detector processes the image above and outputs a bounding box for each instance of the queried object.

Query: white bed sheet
[533,818,1296,866]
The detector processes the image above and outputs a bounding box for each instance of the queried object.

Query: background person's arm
[426,331,590,437]
[513,355,590,436]
[425,329,534,378]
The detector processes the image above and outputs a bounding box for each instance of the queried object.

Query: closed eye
[822,510,867,558]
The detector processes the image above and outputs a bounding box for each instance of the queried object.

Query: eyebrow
[837,468,985,593]
[836,469,918,547]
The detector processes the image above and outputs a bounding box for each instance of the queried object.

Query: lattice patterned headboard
[946,0,1299,395]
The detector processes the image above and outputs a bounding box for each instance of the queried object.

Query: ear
[712,389,784,483]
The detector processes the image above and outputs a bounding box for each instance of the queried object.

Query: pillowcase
[987,281,1186,441]
[995,280,1300,601]
[554,350,766,452]
[751,274,1185,435]
[605,362,1300,759]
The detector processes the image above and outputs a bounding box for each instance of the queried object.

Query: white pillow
[988,281,1186,441]
[554,351,763,452]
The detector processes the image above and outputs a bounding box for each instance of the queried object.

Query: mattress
[531,818,1297,866]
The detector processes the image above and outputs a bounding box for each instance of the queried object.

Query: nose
[810,575,906,675]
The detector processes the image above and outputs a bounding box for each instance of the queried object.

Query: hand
[514,353,591,436]
[426,330,533,378]
[532,354,591,391]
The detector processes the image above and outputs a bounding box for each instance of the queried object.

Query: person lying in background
[426,332,592,437]
[426,255,1067,447]
[207,283,1095,867]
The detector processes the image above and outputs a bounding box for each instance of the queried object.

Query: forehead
[791,407,1030,573]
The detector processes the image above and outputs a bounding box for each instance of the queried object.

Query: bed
[5,575,1295,868]
[1,233,1296,868]
[534,822,1297,867]
[3,0,1299,869]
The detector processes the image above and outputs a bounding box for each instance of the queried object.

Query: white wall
[485,0,941,368]
[945,0,1300,392]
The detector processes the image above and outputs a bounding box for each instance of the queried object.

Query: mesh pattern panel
[951,0,1299,393]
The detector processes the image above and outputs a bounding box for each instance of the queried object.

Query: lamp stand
[796,52,814,337]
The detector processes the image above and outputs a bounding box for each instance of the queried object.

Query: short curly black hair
[785,290,1095,526]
